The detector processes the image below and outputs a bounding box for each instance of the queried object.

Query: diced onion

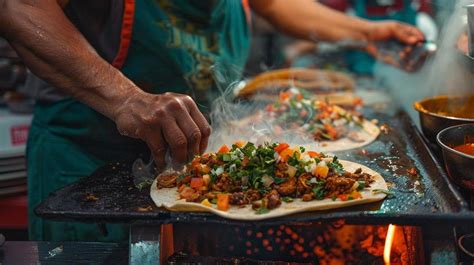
[286,166,297,178]
[214,167,224,176]
[202,174,211,186]
[318,160,328,167]
[262,175,275,187]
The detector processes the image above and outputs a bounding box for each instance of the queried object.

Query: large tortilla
[150,160,387,221]
[231,113,380,153]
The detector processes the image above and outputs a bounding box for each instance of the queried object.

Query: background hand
[365,21,430,72]
[366,21,425,45]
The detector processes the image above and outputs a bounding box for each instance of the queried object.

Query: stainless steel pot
[437,124,474,190]
[414,95,474,144]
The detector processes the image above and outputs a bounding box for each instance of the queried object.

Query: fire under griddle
[34,95,474,226]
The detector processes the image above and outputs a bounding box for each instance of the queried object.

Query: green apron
[27,0,250,241]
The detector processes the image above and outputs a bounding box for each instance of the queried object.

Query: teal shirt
[122,0,250,109]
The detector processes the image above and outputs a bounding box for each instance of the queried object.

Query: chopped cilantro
[274,177,288,185]
[357,181,366,191]
[328,156,344,175]
[222,154,231,162]
[255,206,270,215]
[282,197,294,203]
[313,186,327,200]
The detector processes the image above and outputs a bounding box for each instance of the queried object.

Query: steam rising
[374,0,474,122]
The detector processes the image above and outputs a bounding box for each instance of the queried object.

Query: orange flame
[383,224,396,265]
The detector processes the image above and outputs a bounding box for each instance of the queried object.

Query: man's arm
[250,0,424,44]
[0,0,211,168]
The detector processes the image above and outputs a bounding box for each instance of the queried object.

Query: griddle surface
[35,106,473,226]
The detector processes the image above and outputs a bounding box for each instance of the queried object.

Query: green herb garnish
[255,206,270,215]
[357,181,366,191]
[328,156,344,175]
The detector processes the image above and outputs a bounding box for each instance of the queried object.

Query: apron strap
[242,0,251,25]
[112,0,136,69]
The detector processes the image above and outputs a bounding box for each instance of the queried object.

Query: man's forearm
[0,0,141,120]
[250,0,373,42]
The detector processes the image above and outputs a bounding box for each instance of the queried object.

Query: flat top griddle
[35,96,474,226]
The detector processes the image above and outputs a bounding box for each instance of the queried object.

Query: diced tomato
[218,144,230,154]
[265,104,275,112]
[202,153,210,159]
[217,193,230,211]
[314,165,329,178]
[353,97,363,106]
[307,151,320,158]
[316,101,327,109]
[190,178,204,189]
[279,148,295,162]
[191,160,201,171]
[274,143,290,153]
[296,93,304,101]
[279,92,290,102]
[234,140,246,148]
[324,124,338,139]
[351,191,362,199]
[178,184,186,193]
[338,194,349,201]
[242,156,250,167]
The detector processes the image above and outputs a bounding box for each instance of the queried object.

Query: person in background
[0,0,424,242]
[343,0,437,73]
[284,0,437,73]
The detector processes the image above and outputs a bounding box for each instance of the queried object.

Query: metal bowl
[414,95,474,144]
[437,124,474,190]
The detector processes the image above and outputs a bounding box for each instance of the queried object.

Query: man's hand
[114,91,211,169]
[366,21,425,45]
[365,21,429,72]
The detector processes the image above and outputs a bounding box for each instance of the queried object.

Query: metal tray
[35,104,474,226]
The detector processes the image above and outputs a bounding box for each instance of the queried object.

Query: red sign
[10,125,29,146]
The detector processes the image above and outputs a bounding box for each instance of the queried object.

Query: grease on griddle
[380,124,390,134]
[137,205,153,212]
[85,193,99,202]
[357,149,369,156]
